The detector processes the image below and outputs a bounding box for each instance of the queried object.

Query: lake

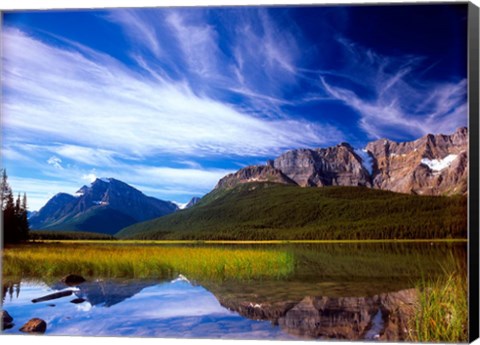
[1,242,467,341]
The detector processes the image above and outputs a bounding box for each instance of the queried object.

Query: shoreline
[24,238,468,245]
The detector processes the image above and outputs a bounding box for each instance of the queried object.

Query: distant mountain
[27,210,38,219]
[216,127,468,196]
[29,178,178,234]
[185,197,202,209]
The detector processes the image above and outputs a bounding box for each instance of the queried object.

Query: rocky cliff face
[273,143,372,187]
[366,127,468,195]
[216,128,468,196]
[215,165,296,189]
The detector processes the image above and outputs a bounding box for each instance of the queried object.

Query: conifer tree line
[1,169,29,243]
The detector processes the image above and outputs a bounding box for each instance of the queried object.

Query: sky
[1,3,469,211]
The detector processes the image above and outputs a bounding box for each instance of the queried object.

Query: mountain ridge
[215,127,468,196]
[29,178,179,234]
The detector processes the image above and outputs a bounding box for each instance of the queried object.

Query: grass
[117,184,467,240]
[2,243,294,282]
[408,270,468,342]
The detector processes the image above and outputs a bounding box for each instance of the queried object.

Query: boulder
[70,298,86,304]
[1,310,14,330]
[19,318,47,334]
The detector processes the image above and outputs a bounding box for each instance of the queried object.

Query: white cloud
[105,9,163,58]
[166,11,220,78]
[82,173,97,183]
[54,145,119,166]
[7,176,82,211]
[47,156,63,169]
[2,28,341,162]
[319,39,467,140]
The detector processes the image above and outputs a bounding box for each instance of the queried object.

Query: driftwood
[32,290,73,303]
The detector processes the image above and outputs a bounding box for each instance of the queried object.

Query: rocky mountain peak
[29,178,179,233]
[215,164,296,190]
[273,144,371,188]
[216,127,468,196]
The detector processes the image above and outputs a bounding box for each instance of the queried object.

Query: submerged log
[32,290,73,303]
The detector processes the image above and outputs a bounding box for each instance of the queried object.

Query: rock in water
[62,274,86,286]
[19,318,47,334]
[70,298,86,304]
[1,310,14,330]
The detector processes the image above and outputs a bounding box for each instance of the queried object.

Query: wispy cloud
[165,11,220,79]
[7,176,82,211]
[2,27,339,161]
[47,156,63,169]
[105,9,163,58]
[319,38,467,140]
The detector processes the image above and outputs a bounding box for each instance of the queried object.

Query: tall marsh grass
[2,243,294,281]
[408,272,468,342]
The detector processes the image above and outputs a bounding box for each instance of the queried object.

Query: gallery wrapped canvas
[1,1,479,343]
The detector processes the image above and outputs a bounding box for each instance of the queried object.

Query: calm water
[1,242,467,340]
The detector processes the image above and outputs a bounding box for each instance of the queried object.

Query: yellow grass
[2,243,294,281]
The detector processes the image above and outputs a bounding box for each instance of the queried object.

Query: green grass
[2,243,294,281]
[408,272,468,342]
[117,183,467,240]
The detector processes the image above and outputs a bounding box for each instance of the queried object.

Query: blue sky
[1,4,468,210]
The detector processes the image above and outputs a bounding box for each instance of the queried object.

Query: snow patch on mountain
[421,154,458,171]
[355,148,374,175]
[98,178,111,183]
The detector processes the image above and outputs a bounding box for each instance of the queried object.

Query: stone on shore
[1,310,14,330]
[19,318,47,334]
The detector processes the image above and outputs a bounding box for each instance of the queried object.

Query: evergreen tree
[1,169,30,244]
[2,171,17,243]
[19,192,30,241]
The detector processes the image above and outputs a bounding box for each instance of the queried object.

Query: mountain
[214,127,468,196]
[185,197,202,209]
[117,128,468,240]
[29,178,178,234]
[116,183,467,240]
[365,127,468,195]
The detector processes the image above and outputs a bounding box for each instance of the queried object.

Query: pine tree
[2,170,17,243]
[1,169,30,243]
[19,192,30,241]
[1,169,10,210]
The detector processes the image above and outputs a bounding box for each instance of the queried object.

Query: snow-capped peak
[97,177,111,183]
